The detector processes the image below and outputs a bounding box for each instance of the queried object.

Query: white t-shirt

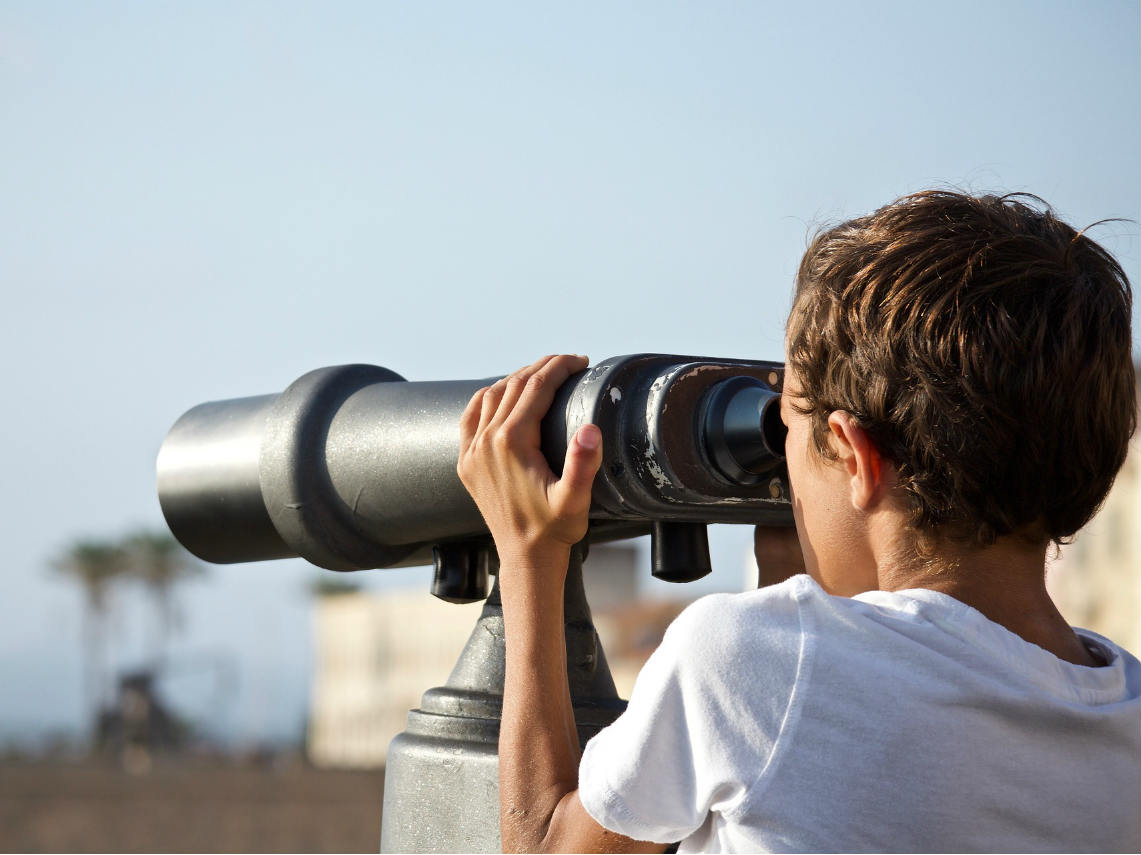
[578,574,1141,853]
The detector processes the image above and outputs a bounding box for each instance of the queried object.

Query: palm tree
[124,531,203,669]
[52,539,129,733]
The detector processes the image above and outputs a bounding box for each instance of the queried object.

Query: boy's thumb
[560,424,604,499]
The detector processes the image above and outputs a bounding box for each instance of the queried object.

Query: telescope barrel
[156,355,792,573]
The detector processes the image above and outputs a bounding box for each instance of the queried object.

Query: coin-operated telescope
[156,354,791,852]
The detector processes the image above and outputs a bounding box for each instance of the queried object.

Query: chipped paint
[585,364,609,381]
[642,447,672,490]
[681,365,723,378]
[608,386,622,404]
[646,460,671,490]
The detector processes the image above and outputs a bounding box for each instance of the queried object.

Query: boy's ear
[826,411,888,511]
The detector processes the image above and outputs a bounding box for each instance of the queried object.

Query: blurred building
[307,589,479,769]
[307,543,687,769]
[1048,395,1140,656]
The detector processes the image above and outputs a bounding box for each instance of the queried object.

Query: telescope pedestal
[380,545,626,853]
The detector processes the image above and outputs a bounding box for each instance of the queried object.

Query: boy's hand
[457,354,603,569]
[753,525,806,588]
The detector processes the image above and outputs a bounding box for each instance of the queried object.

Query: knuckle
[470,435,492,458]
[525,372,548,392]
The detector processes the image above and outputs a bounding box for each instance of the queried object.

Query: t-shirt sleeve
[578,584,805,844]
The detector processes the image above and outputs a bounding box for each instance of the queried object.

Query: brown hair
[786,190,1136,547]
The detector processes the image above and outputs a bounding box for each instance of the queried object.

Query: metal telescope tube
[156,354,791,579]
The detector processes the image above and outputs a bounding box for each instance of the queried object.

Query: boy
[457,191,1141,853]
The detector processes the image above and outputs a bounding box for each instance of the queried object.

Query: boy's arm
[498,545,664,853]
[457,354,667,854]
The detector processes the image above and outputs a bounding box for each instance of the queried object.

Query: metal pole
[380,542,622,853]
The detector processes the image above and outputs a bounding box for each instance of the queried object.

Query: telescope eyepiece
[702,377,787,486]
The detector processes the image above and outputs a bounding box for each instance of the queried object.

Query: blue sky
[1,1,1138,744]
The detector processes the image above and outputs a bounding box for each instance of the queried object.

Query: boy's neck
[874,536,1099,668]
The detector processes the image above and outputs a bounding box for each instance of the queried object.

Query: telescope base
[379,543,626,853]
[381,725,499,853]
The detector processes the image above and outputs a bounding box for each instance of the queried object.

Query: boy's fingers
[551,424,603,518]
[489,355,559,430]
[478,377,509,433]
[458,386,488,452]
[508,354,589,428]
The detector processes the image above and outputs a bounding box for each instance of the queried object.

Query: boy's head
[786,190,1135,550]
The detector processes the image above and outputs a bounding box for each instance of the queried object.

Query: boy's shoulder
[657,576,837,690]
[666,575,813,649]
[675,574,812,620]
[668,574,910,645]
[668,577,1141,705]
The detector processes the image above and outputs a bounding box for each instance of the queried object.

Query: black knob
[431,543,491,603]
[651,521,712,583]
